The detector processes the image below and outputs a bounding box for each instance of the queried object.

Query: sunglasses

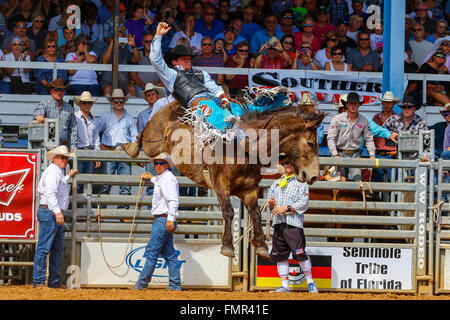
[327,38,337,42]
[58,155,69,160]
[332,52,343,56]
[154,161,167,166]
[435,54,446,59]
[113,99,125,104]
[443,112,450,117]
[12,43,22,46]
[359,38,370,41]
[47,45,56,48]
[413,28,423,32]
[401,104,415,109]
[15,25,26,29]
[202,43,213,46]
[283,41,293,45]
[238,49,249,52]
[143,40,152,43]
[282,15,293,19]
[282,161,292,166]
[81,101,93,105]
[303,24,314,27]
[442,43,450,47]
[34,19,45,23]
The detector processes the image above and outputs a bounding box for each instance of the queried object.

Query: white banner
[249,69,385,105]
[80,241,230,287]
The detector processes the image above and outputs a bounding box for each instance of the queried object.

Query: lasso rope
[359,181,373,216]
[96,174,149,269]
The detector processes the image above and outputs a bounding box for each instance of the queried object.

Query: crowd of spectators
[0,0,446,99]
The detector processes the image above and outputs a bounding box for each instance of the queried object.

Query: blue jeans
[135,217,181,290]
[372,154,393,182]
[77,160,95,194]
[145,162,156,196]
[32,207,64,287]
[68,84,102,96]
[99,161,131,209]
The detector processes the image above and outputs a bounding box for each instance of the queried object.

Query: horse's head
[279,110,325,185]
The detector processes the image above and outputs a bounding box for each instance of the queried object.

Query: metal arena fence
[1,118,450,294]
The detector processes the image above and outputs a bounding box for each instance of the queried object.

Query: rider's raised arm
[149,35,176,92]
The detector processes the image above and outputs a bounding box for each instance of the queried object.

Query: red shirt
[259,53,286,69]
[225,55,250,89]
[294,32,322,54]
[372,112,398,151]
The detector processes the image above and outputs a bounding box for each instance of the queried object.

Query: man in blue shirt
[98,88,139,209]
[240,5,263,43]
[250,14,284,54]
[194,3,224,39]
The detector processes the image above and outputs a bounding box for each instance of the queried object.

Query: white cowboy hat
[74,91,97,106]
[379,91,401,103]
[152,152,175,168]
[46,145,74,162]
[140,83,166,99]
[332,94,348,108]
[106,88,129,103]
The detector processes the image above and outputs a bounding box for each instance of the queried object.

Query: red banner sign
[0,152,38,239]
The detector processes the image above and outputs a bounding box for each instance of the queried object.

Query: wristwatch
[286,205,291,212]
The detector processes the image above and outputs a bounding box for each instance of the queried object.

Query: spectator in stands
[34,37,67,95]
[58,26,77,60]
[192,1,204,21]
[271,0,293,18]
[255,38,292,69]
[130,31,160,95]
[409,23,435,66]
[149,4,178,54]
[101,32,140,96]
[425,19,448,44]
[65,34,102,96]
[3,37,33,94]
[80,2,103,43]
[193,36,224,85]
[194,3,224,39]
[405,15,415,43]
[336,19,357,56]
[407,49,450,106]
[346,0,368,21]
[370,22,384,55]
[250,14,283,55]
[33,78,78,151]
[217,0,232,26]
[2,19,36,57]
[73,91,101,193]
[97,0,114,25]
[122,3,153,49]
[7,0,33,30]
[327,92,376,181]
[214,19,246,46]
[346,14,363,42]
[97,89,139,209]
[26,11,47,57]
[280,34,296,62]
[213,37,227,62]
[414,1,436,37]
[240,5,262,42]
[290,0,308,28]
[426,0,445,20]
[371,91,401,182]
[347,31,381,71]
[103,2,127,45]
[302,0,316,16]
[276,9,300,38]
[48,0,80,34]
[325,45,352,71]
[33,145,78,288]
[292,41,320,70]
[225,40,253,96]
[252,0,272,26]
[313,5,337,46]
[314,30,340,69]
[328,0,350,26]
[430,103,450,159]
[293,17,321,54]
[421,39,450,71]
[223,27,237,57]
[169,13,202,54]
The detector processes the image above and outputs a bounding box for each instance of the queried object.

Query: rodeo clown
[149,22,292,148]
[267,153,319,293]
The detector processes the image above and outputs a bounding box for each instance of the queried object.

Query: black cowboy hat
[46,78,69,92]
[400,95,421,110]
[343,92,364,105]
[164,45,196,66]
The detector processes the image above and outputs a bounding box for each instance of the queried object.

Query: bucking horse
[124,88,324,260]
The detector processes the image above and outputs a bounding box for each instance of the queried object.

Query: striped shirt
[192,53,224,82]
[268,175,309,228]
[32,97,78,149]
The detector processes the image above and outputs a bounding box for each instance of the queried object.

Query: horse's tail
[123,133,142,158]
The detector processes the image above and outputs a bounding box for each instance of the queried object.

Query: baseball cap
[224,26,236,34]
[317,5,327,13]
[337,19,349,26]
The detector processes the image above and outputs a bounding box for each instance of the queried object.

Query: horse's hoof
[256,246,270,260]
[220,246,235,258]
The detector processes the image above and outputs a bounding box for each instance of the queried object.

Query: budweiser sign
[0,153,38,239]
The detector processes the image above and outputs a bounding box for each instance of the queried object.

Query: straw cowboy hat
[140,83,166,99]
[106,88,129,103]
[46,145,74,162]
[46,78,69,92]
[332,94,348,108]
[74,91,97,106]
[152,152,175,168]
[379,91,401,103]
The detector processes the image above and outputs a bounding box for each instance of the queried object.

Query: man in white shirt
[33,145,78,288]
[135,153,181,291]
[74,91,101,193]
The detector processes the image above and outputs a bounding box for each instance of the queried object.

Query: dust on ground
[1,285,449,300]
